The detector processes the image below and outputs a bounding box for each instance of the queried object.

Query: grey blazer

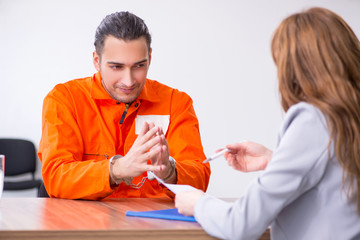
[194,102,360,240]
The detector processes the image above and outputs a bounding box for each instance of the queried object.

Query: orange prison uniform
[38,72,210,200]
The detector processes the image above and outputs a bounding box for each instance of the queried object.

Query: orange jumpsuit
[38,72,210,200]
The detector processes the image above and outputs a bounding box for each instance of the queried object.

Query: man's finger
[138,121,150,137]
[149,122,155,129]
[145,164,166,172]
[136,125,160,146]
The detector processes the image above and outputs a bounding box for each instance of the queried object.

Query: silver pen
[203,148,229,163]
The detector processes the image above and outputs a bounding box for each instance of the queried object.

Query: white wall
[1,0,359,198]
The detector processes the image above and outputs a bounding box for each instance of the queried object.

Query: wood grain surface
[0,198,270,240]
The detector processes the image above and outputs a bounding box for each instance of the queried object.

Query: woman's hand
[224,141,272,172]
[175,190,204,216]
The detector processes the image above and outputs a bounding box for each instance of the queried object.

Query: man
[38,11,210,200]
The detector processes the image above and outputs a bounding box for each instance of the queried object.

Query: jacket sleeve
[193,104,330,239]
[167,90,211,191]
[38,84,114,200]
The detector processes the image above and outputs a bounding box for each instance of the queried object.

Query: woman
[175,7,360,240]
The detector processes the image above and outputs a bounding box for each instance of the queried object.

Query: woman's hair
[271,7,360,213]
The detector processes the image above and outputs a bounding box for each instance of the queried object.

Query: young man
[38,11,210,200]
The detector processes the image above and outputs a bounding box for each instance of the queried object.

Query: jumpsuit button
[134,103,139,107]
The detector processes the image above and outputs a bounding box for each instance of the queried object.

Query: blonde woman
[175,7,360,240]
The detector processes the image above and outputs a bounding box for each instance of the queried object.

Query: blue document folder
[125,208,197,222]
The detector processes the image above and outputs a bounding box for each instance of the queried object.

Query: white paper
[148,171,198,194]
[135,115,170,135]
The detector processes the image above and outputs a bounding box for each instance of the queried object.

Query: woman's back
[270,103,360,240]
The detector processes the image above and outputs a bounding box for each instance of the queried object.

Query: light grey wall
[1,0,359,198]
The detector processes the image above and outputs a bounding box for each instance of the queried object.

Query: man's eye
[111,65,122,70]
[135,64,145,68]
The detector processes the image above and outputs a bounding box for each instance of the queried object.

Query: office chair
[38,181,49,198]
[0,138,43,194]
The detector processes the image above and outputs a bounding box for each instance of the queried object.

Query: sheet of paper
[149,171,198,194]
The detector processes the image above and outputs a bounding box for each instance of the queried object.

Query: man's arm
[166,90,211,191]
[38,84,114,200]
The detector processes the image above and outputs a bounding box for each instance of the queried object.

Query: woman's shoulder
[279,102,329,141]
[284,102,327,127]
[287,102,321,116]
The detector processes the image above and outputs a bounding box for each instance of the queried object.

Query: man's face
[93,35,151,104]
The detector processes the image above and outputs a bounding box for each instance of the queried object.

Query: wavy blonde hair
[271,7,360,213]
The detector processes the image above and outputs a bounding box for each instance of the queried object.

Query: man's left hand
[148,123,175,182]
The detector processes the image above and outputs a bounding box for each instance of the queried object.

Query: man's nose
[122,68,135,87]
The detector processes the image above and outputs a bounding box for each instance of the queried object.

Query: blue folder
[125,208,197,222]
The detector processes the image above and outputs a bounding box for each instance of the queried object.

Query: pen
[203,148,229,163]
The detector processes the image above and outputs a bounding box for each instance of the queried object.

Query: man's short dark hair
[94,11,152,55]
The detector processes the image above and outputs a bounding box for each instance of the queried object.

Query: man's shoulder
[44,75,95,106]
[146,79,191,100]
[50,75,93,95]
[146,79,173,91]
[62,75,93,89]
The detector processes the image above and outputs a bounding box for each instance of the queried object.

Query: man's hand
[224,141,272,172]
[112,122,166,179]
[148,125,175,182]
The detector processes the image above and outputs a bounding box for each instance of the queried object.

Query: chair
[38,181,49,198]
[0,138,43,195]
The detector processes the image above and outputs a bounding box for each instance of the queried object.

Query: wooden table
[0,198,270,240]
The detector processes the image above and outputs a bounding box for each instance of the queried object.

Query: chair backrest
[38,182,49,198]
[0,138,37,176]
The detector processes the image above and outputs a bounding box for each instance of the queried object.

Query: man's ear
[93,51,101,71]
[148,48,152,66]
